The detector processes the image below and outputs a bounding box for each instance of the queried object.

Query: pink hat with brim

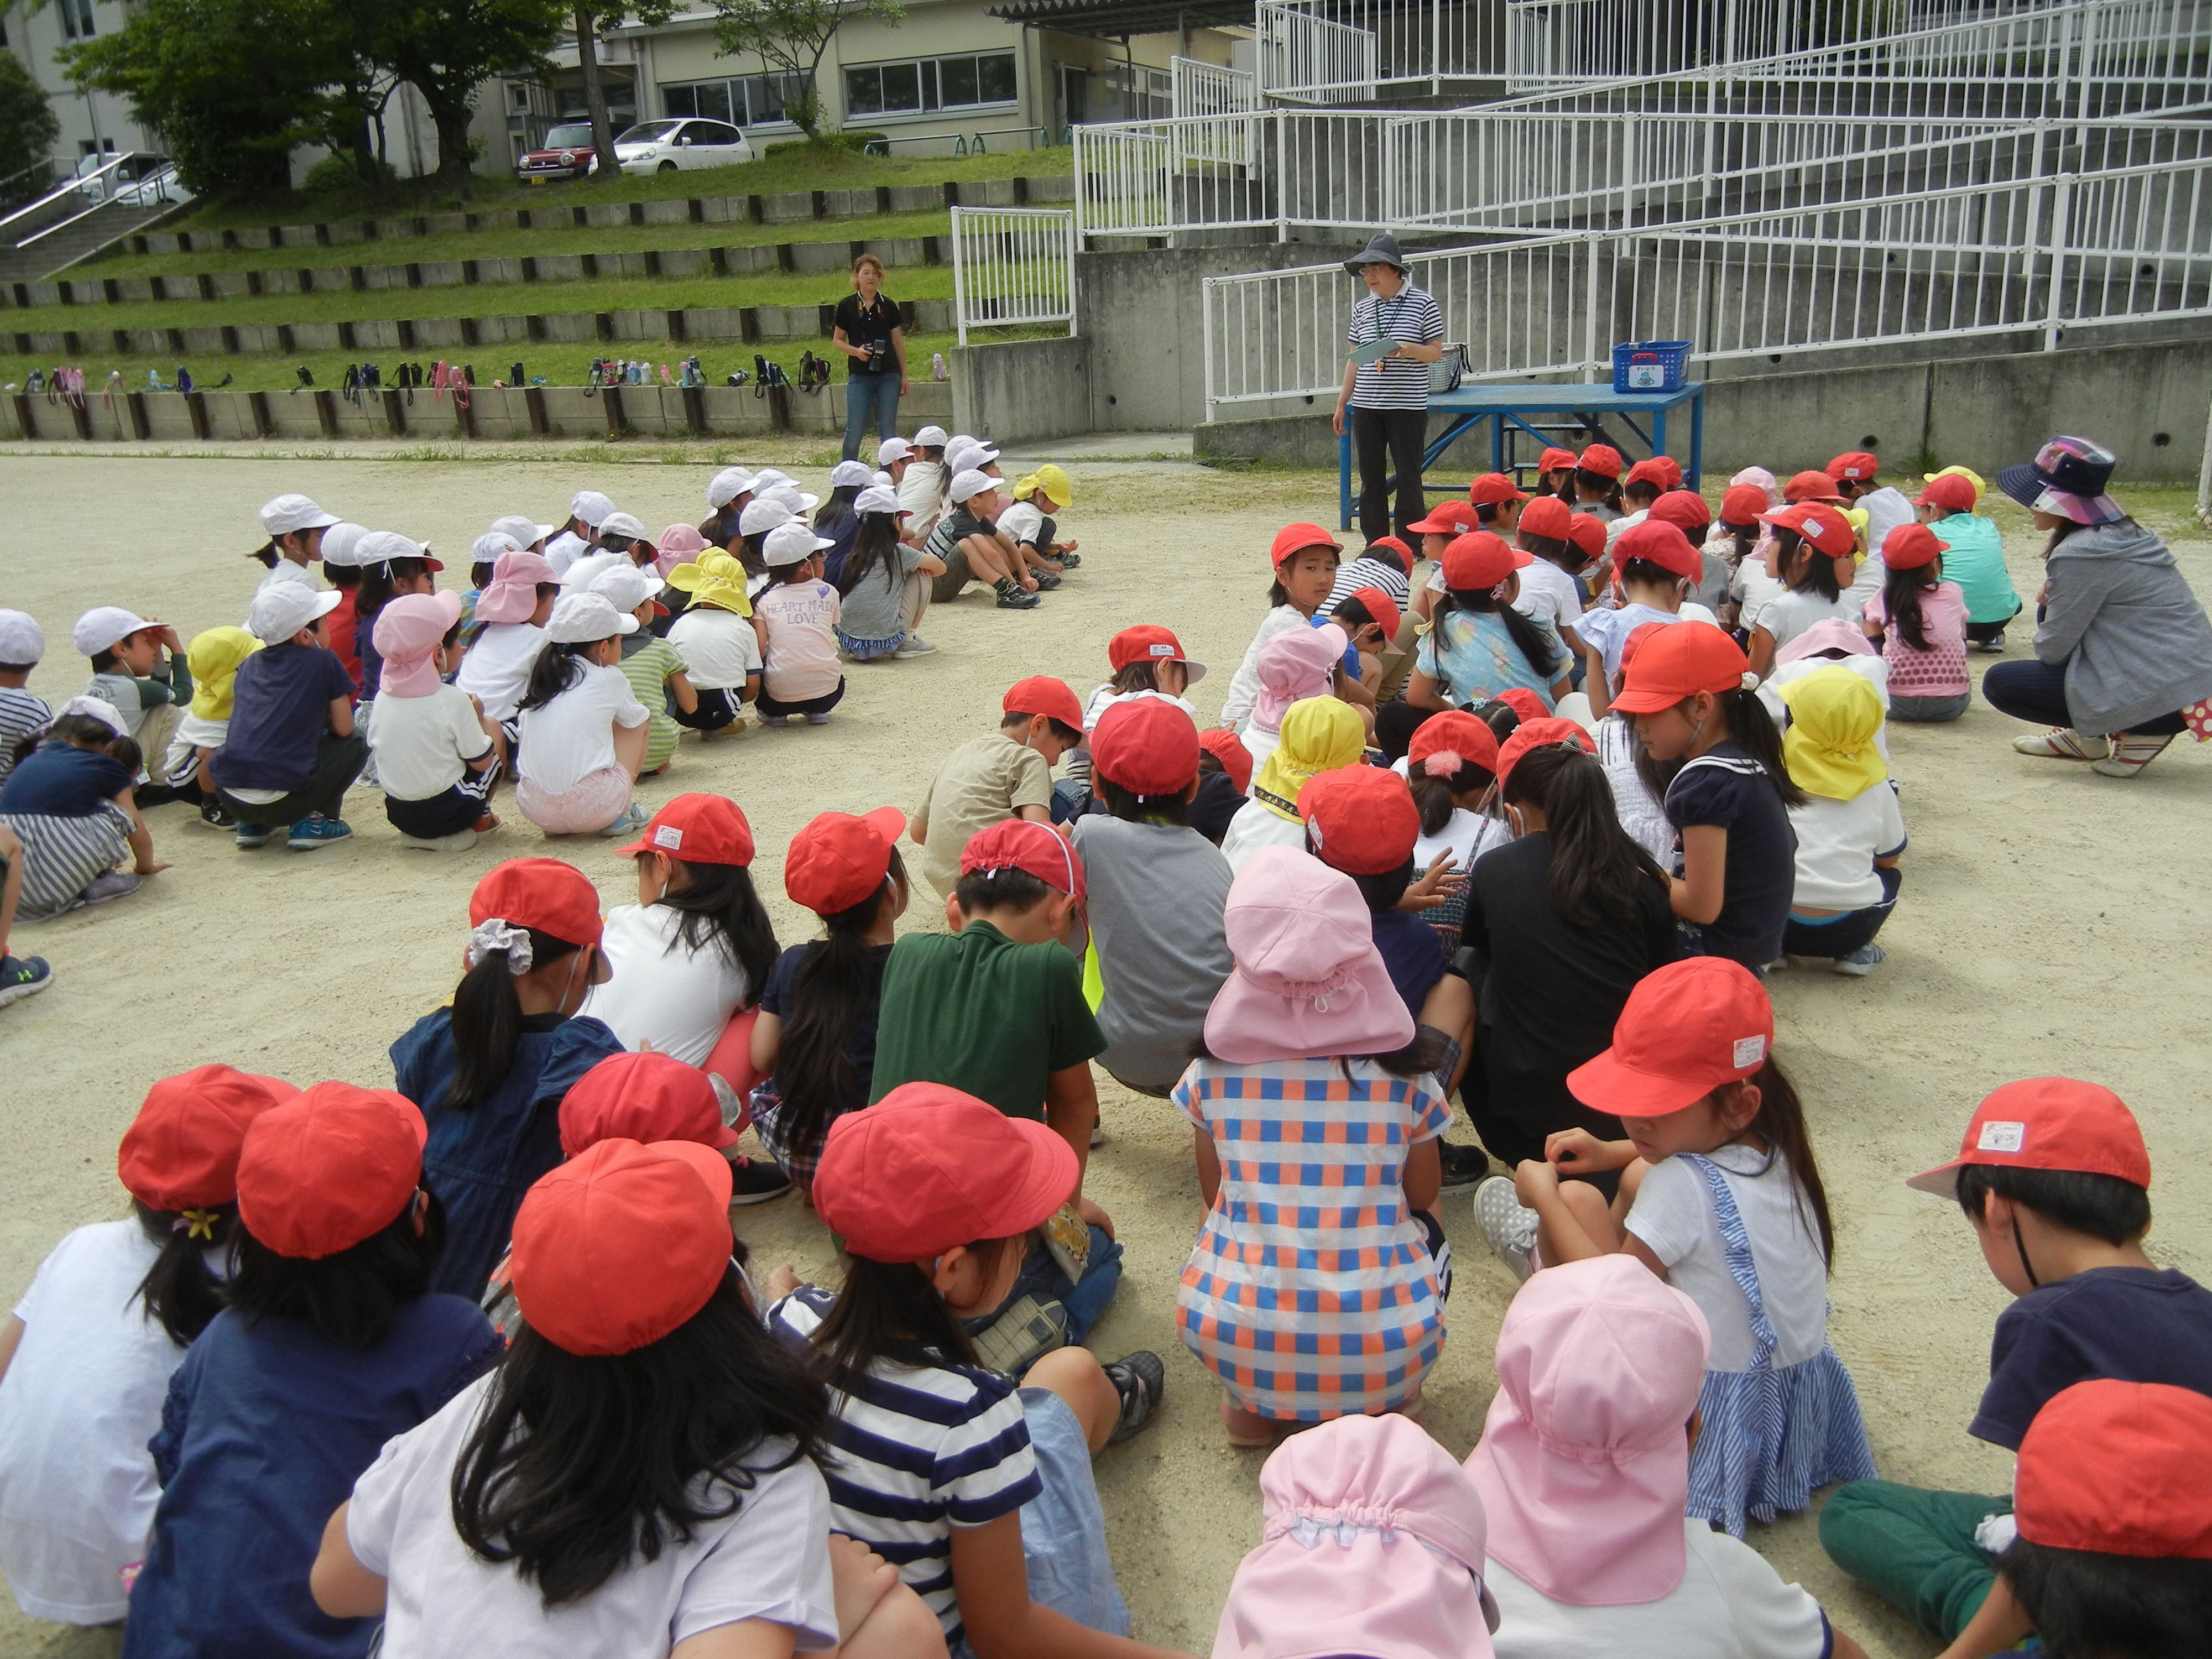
[372,590,465,699]
[473,549,560,624]
[1251,622,1349,734]
[1468,1255,1711,1607]
[655,523,709,577]
[1205,846,1412,1066]
[1775,617,1878,666]
[1215,1414,1498,1659]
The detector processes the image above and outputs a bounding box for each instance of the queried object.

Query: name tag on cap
[653,825,684,850]
[1978,1120,2026,1154]
[1732,1035,1766,1069]
[1150,643,1174,658]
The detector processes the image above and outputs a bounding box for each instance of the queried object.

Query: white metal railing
[1256,0,1510,96]
[949,206,1078,347]
[1170,58,1258,168]
[1202,154,2212,414]
[1257,2,1382,103]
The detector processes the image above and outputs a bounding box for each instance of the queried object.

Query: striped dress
[1174,1054,1451,1421]
[0,743,134,920]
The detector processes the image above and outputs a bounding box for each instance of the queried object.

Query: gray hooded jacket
[2035,518,2212,733]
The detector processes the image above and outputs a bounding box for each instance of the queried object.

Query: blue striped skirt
[1688,1342,1877,1536]
[1,806,133,921]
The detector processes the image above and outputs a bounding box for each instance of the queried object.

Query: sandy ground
[2,448,2209,1659]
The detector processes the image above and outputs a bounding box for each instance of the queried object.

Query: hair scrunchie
[1420,750,1464,779]
[466,917,534,974]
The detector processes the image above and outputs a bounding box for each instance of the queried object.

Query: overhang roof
[988,0,1252,40]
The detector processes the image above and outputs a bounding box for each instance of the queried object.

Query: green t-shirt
[869,920,1105,1121]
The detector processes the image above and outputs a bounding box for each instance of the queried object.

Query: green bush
[764,131,886,159]
[302,154,396,195]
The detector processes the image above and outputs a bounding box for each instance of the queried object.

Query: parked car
[75,153,189,207]
[611,118,754,175]
[515,122,601,184]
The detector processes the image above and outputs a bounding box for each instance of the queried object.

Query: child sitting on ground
[211,583,365,852]
[1749,503,1863,677]
[592,564,691,773]
[349,532,441,705]
[1000,464,1081,574]
[662,551,759,738]
[249,492,338,598]
[896,425,950,537]
[1324,534,1415,636]
[543,489,613,576]
[1760,620,1893,760]
[1410,533,1571,713]
[1062,625,1204,811]
[1219,695,1366,874]
[161,627,260,830]
[921,469,1038,610]
[834,484,940,661]
[1177,846,1453,1448]
[1776,668,1905,975]
[456,549,561,744]
[0,611,49,789]
[513,593,653,840]
[1916,468,2021,653]
[1572,521,1719,715]
[1221,525,1344,730]
[1569,444,1627,521]
[0,700,166,917]
[1407,502,1481,624]
[754,521,846,728]
[909,676,1084,899]
[368,593,502,851]
[1509,496,1589,666]
[1240,623,1351,771]
[1821,1078,2212,1659]
[76,606,189,795]
[1863,523,1971,721]
[1329,586,1399,703]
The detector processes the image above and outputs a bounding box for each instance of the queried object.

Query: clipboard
[1348,337,1405,366]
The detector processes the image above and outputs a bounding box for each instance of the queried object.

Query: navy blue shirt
[389,1008,625,1301]
[0,742,129,816]
[820,513,860,588]
[354,622,385,701]
[1369,906,1448,1019]
[210,640,355,794]
[124,1296,498,1659]
[760,940,893,1109]
[1664,741,1797,970]
[1190,769,1245,846]
[1971,1266,2212,1450]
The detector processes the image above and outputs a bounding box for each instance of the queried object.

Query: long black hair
[11,713,141,773]
[808,1238,1026,1385]
[1437,583,1566,682]
[228,1191,446,1349]
[1880,559,1938,652]
[773,852,904,1183]
[1771,527,1843,601]
[834,512,904,597]
[358,556,435,629]
[1629,686,1806,808]
[1410,761,1493,837]
[1720,1056,1836,1268]
[132,1199,233,1347]
[517,641,590,714]
[656,857,779,998]
[1998,1535,2212,1658]
[439,926,591,1113]
[451,1268,828,1607]
[1501,743,1665,930]
[815,485,860,534]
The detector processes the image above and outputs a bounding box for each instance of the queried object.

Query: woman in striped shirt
[1332,233,1445,546]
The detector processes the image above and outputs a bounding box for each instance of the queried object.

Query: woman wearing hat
[1333,233,1446,547]
[1984,437,2212,778]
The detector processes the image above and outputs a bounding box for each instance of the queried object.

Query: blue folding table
[1338,380,1706,530]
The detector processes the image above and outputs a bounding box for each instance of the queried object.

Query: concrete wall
[950,336,1090,442]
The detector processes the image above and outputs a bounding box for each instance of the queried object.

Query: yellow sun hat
[664,550,753,618]
[1779,666,1887,801]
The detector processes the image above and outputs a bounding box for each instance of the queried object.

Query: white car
[75,153,190,207]
[612,118,755,176]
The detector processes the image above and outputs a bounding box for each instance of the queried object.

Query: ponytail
[248,540,279,569]
[131,1199,232,1347]
[836,513,902,596]
[775,857,903,1173]
[517,641,585,714]
[1408,761,1493,837]
[1439,586,1566,682]
[1881,560,1935,652]
[1734,1055,1836,1269]
[1711,685,1807,807]
[1503,744,1664,930]
[439,927,582,1113]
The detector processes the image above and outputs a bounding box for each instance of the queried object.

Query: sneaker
[1976,631,2007,653]
[1102,1350,1166,1444]
[1437,1141,1491,1195]
[2093,733,2177,778]
[196,796,236,831]
[78,870,142,907]
[994,581,1041,611]
[1056,551,1082,569]
[1089,1119,1105,1149]
[233,822,272,849]
[893,635,938,658]
[0,954,53,1009]
[760,714,791,728]
[1833,943,1886,976]
[803,712,831,726]
[729,1155,793,1206]
[1033,572,1063,592]
[2012,727,2107,761]
[401,829,479,852]
[597,804,649,838]
[1474,1174,1538,1283]
[286,814,353,850]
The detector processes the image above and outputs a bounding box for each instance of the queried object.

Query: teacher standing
[833,253,907,462]
[1332,232,1443,547]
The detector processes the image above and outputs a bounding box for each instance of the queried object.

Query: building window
[844,51,1016,118]
[660,72,806,128]
[58,0,96,39]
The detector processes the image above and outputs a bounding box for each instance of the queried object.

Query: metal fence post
[951,209,969,348]
[2042,173,2074,353]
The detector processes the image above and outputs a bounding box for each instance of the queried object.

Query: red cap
[470,858,603,951]
[785,806,906,915]
[1565,513,1608,564]
[1907,1077,2150,1198]
[1108,624,1204,682]
[1003,675,1086,731]
[1613,519,1703,581]
[1346,585,1401,642]
[1406,500,1480,537]
[1915,473,1978,514]
[1198,727,1254,794]
[1881,523,1949,571]
[1537,446,1580,472]
[1825,451,1881,482]
[1623,458,1673,491]
[1494,687,1549,724]
[1647,490,1712,533]
[1270,523,1343,570]
[1761,501,1857,558]
[1442,531,1532,590]
[1362,535,1414,572]
[1090,695,1201,798]
[511,1138,733,1355]
[1469,472,1528,505]
[1619,620,1669,675]
[1719,484,1772,528]
[1496,716,1596,795]
[1517,496,1574,542]
[1610,620,1751,714]
[1297,764,1419,875]
[2016,1380,2212,1559]
[961,817,1084,902]
[236,1082,426,1260]
[118,1065,300,1213]
[617,792,754,867]
[559,1050,738,1155]
[1406,710,1499,781]
[1568,957,1773,1117]
[1578,444,1624,479]
[815,1082,1078,1262]
[1782,469,1846,504]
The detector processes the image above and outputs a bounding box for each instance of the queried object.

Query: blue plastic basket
[1611,339,1692,394]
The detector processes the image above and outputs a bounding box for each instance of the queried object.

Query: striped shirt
[768,1286,1039,1645]
[1323,554,1413,619]
[1347,284,1444,411]
[0,687,51,787]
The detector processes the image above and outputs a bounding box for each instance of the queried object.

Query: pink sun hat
[1774,616,1877,665]
[1205,845,1412,1065]
[655,522,709,577]
[1214,1413,1498,1659]
[473,548,560,624]
[1251,622,1349,734]
[1467,1255,1711,1607]
[372,591,465,698]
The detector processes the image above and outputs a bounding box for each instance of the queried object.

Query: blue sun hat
[1997,436,2125,525]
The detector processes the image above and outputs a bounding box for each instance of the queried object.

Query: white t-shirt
[542,530,591,576]
[897,461,947,538]
[578,904,756,1067]
[254,560,317,598]
[1787,785,1906,911]
[1219,799,1308,874]
[666,608,763,693]
[370,686,494,802]
[457,623,547,722]
[1574,602,1720,680]
[0,1221,187,1624]
[1754,589,1860,656]
[1603,506,1651,549]
[163,711,229,785]
[1625,1144,1833,1374]
[1850,487,1916,603]
[346,1373,839,1659]
[515,663,649,794]
[756,578,842,705]
[1487,1519,1828,1659]
[1414,805,1510,874]
[1731,559,1791,630]
[996,499,1047,549]
[1513,560,1585,637]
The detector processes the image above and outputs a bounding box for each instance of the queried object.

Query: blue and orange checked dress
[1173,1055,1451,1421]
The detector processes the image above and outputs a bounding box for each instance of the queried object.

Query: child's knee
[846,1576,950,1659]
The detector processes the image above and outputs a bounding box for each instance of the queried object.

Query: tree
[377,0,569,179]
[0,49,61,198]
[571,0,675,179]
[710,0,905,143]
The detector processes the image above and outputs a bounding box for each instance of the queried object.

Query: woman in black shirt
[832,253,907,462]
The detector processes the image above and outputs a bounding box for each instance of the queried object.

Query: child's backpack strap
[1680,1152,1778,1374]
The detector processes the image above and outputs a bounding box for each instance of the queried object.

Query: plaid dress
[1173,1055,1450,1421]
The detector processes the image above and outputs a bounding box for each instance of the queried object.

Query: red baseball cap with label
[1199,727,1254,794]
[1915,473,1978,514]
[559,1050,739,1155]
[1517,496,1574,542]
[1537,446,1580,472]
[1002,675,1086,731]
[1782,469,1847,504]
[1348,585,1401,641]
[1906,1077,2150,1198]
[470,858,604,951]
[1610,621,1753,714]
[786,806,906,915]
[1270,523,1343,569]
[119,1065,300,1213]
[1565,513,1609,564]
[1761,501,1857,558]
[1826,451,1881,482]
[1569,957,1774,1118]
[1108,624,1207,683]
[1407,710,1499,781]
[1363,535,1415,572]
[1624,458,1673,490]
[1494,687,1549,724]
[1880,523,1949,571]
[1407,500,1480,536]
[617,792,755,867]
[1495,716,1596,795]
[236,1082,427,1260]
[1469,473,1529,505]
[961,817,1085,902]
[1613,520,1704,581]
[815,1081,1078,1263]
[1647,490,1712,533]
[1091,695,1201,798]
[1442,531,1532,590]
[1297,764,1420,875]
[511,1138,734,1355]
[1719,484,1772,528]
[1578,444,1625,479]
[2015,1380,2212,1559]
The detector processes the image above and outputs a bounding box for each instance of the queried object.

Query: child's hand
[1545,1128,1616,1174]
[134,859,173,877]
[1076,1195,1117,1240]
[1512,1156,1559,1209]
[827,1534,901,1642]
[763,1261,803,1301]
[1398,852,1458,911]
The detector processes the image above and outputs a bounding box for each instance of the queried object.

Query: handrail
[0,150,143,238]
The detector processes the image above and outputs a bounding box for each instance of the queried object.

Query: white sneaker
[2092,733,2177,778]
[2012,727,2107,761]
[894,635,938,658]
[1832,943,1885,976]
[1474,1175,1538,1282]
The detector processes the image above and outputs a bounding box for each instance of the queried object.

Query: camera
[863,339,890,374]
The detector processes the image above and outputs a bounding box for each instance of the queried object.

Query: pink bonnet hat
[656,522,710,577]
[472,549,560,624]
[1204,846,1413,1066]
[1775,617,1877,666]
[1730,465,1783,508]
[1251,622,1348,734]
[1467,1255,1710,1606]
[371,591,464,699]
[1214,1414,1497,1659]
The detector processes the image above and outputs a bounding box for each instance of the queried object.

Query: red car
[515,122,600,184]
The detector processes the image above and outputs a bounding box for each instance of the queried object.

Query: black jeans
[1350,404,1429,546]
[217,731,368,828]
[1981,658,2186,736]
[755,678,847,719]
